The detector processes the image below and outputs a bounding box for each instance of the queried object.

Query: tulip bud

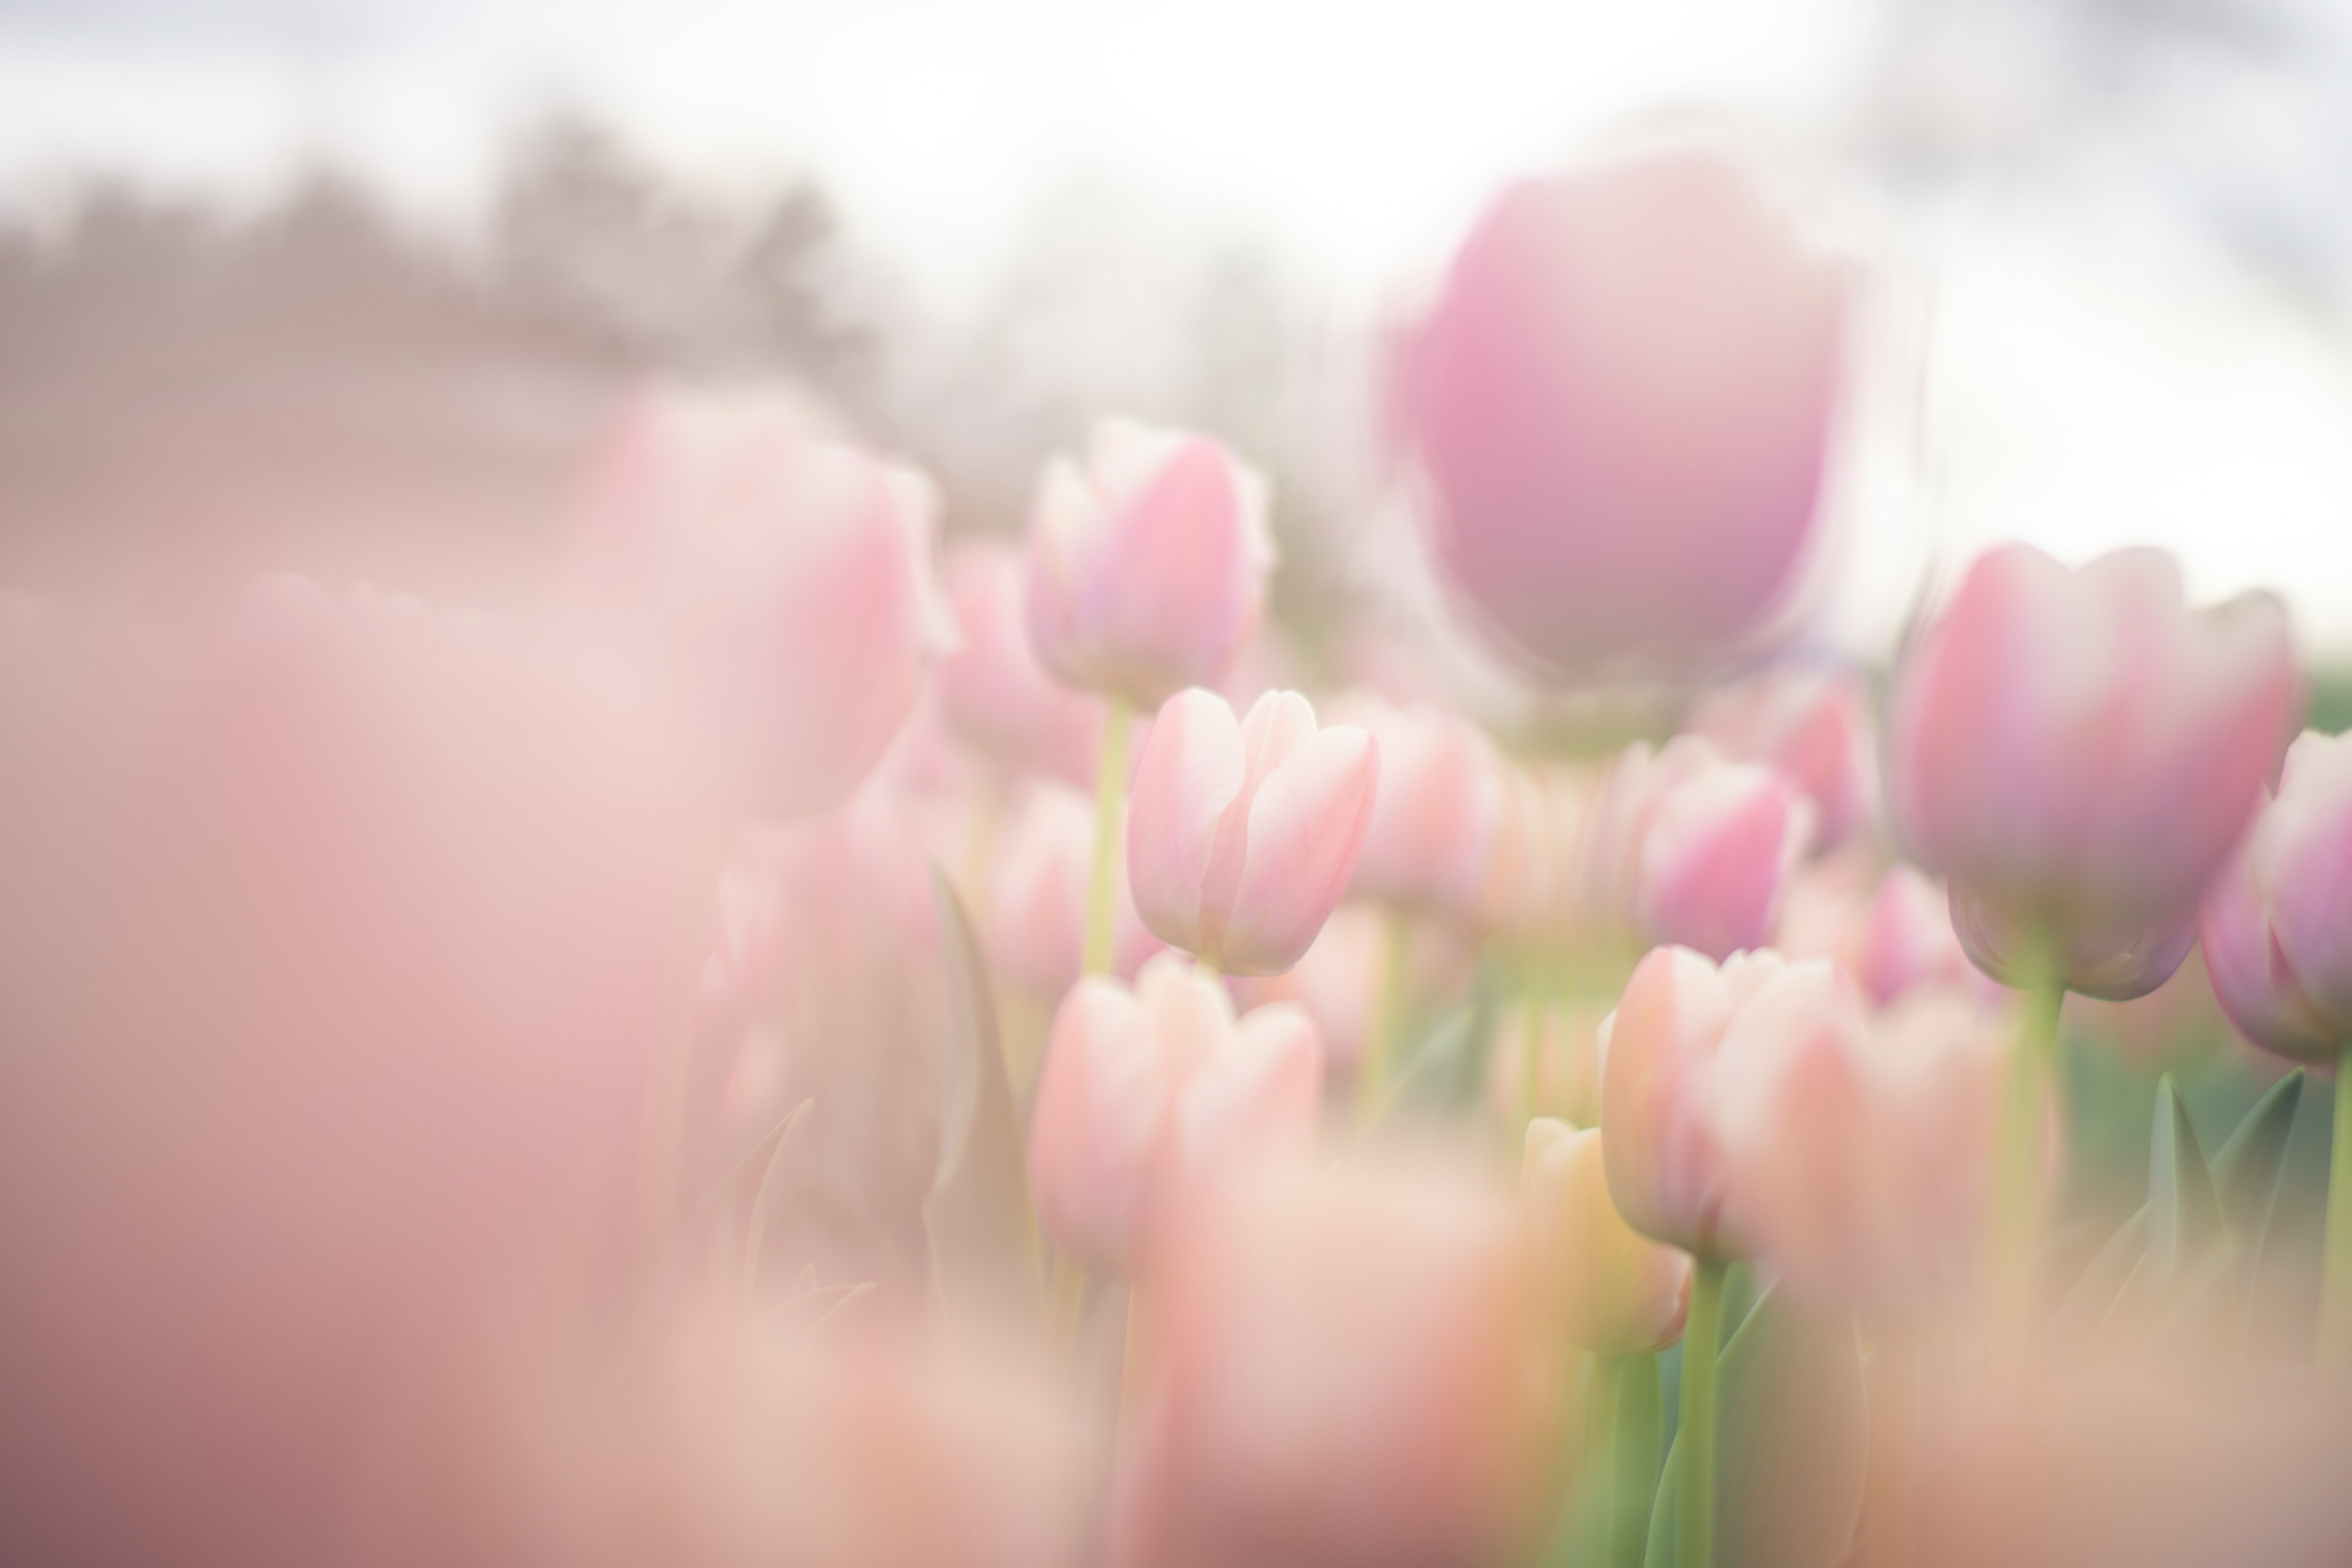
[2199,731,2352,1062]
[1634,753,1811,961]
[1890,543,2296,1000]
[1121,1157,1539,1568]
[566,389,957,819]
[1332,692,1508,916]
[1396,145,1847,674]
[1689,665,1875,851]
[1522,1121,1692,1354]
[1127,688,1380,977]
[984,782,1162,997]
[937,541,1104,787]
[1025,420,1275,708]
[1028,956,1322,1270]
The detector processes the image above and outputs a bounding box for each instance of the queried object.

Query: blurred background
[2,0,2351,687]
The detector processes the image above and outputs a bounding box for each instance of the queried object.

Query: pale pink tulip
[1711,988,2008,1318]
[937,540,1102,787]
[984,782,1162,997]
[1598,944,1827,1256]
[1028,956,1322,1270]
[1860,864,1977,1008]
[1120,1157,1539,1568]
[567,388,956,818]
[1771,845,1875,975]
[1127,688,1380,977]
[1890,544,2295,1000]
[1231,902,1386,1072]
[1634,750,1811,960]
[1395,145,1847,674]
[1025,420,1275,707]
[1332,692,1507,916]
[1522,1121,1692,1354]
[1689,665,1875,851]
[2200,731,2352,1061]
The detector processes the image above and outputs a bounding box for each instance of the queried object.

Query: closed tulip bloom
[1127,688,1380,977]
[1710,988,2008,1318]
[938,541,1104,786]
[2200,731,2352,1061]
[1522,1121,1692,1355]
[1689,665,1875,851]
[1634,752,1811,961]
[1028,955,1322,1270]
[1120,1157,1539,1568]
[568,389,956,818]
[1232,902,1385,1072]
[1599,944,1823,1256]
[1333,692,1507,915]
[1889,544,2295,1000]
[1861,864,1977,1008]
[1395,146,1847,674]
[984,782,1163,997]
[1025,420,1276,708]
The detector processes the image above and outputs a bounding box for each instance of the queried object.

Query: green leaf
[1641,1289,1869,1568]
[923,865,1039,1314]
[2146,1073,2221,1289]
[1608,1353,1665,1568]
[2051,1205,2146,1339]
[1380,959,1504,1123]
[2211,1068,2304,1254]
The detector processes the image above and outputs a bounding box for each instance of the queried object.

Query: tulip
[1522,1121,1691,1355]
[1395,145,1847,674]
[567,388,957,818]
[1027,955,1322,1271]
[1332,692,1508,916]
[937,540,1102,788]
[984,782,1163,997]
[1888,543,2295,1002]
[1024,419,1276,710]
[2198,730,2352,1354]
[1689,665,1875,851]
[1118,1156,1539,1568]
[1633,751,1811,962]
[1232,902,1386,1074]
[1860,864,1977,1008]
[1710,990,2008,1320]
[1126,688,1380,977]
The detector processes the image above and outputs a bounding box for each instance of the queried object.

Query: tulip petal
[1219,725,1380,976]
[1128,690,1246,957]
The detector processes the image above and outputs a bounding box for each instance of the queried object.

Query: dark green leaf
[2211,1068,2303,1251]
[2146,1074,2221,1288]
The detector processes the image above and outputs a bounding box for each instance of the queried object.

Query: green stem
[1353,907,1411,1129]
[1082,695,1132,977]
[1578,1354,1621,1562]
[1991,976,2065,1326]
[2324,1048,2352,1363]
[1676,1257,1728,1568]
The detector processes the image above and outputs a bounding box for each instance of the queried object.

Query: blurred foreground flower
[1522,1121,1690,1355]
[938,540,1102,788]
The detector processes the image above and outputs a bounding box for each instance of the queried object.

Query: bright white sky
[3,0,2351,653]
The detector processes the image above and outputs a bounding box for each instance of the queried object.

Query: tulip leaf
[2211,1068,2303,1257]
[742,1096,815,1299]
[1382,961,1503,1121]
[2052,1204,2146,1339]
[1642,1289,1869,1568]
[922,865,1039,1314]
[690,1095,813,1259]
[2145,1074,2220,1289]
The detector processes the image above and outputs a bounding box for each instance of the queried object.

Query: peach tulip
[1120,1157,1540,1568]
[2201,731,2352,1062]
[1522,1121,1692,1355]
[1889,544,2295,1000]
[1028,956,1322,1270]
[937,540,1102,787]
[1689,665,1875,851]
[984,782,1162,997]
[1127,688,1380,977]
[567,388,956,818]
[1333,692,1507,916]
[1025,420,1275,708]
[1395,145,1847,674]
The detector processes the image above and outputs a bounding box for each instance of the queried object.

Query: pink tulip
[1231,902,1385,1072]
[937,540,1102,787]
[1860,864,1978,1008]
[1710,989,2008,1319]
[1028,956,1322,1270]
[1598,944,1827,1256]
[2199,731,2352,1061]
[567,388,957,818]
[1127,688,1380,977]
[1332,692,1507,916]
[1119,1157,1539,1568]
[1689,665,1875,851]
[1634,749,1811,961]
[1771,845,1875,976]
[1395,145,1847,674]
[984,782,1163,997]
[1522,1121,1692,1355]
[1889,544,2295,1000]
[1025,420,1275,708]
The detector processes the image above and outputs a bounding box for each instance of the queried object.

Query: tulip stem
[1082,696,1133,976]
[1676,1256,1727,1568]
[1990,975,2065,1329]
[1354,907,1411,1128]
[2325,1047,2352,1363]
